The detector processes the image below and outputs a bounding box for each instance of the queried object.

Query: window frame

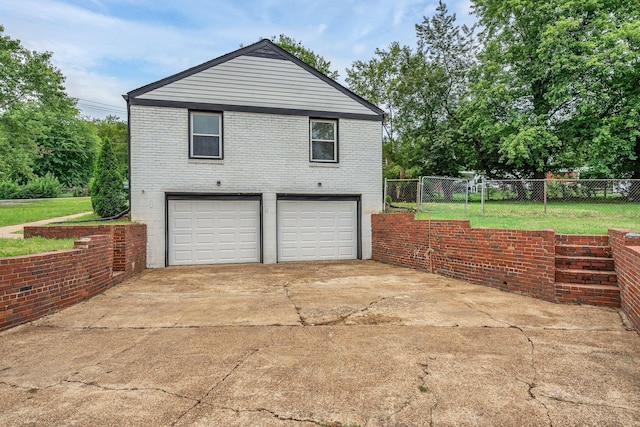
[189,111,223,160]
[309,118,338,163]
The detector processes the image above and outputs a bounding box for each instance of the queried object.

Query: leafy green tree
[91,138,126,218]
[270,34,339,80]
[347,1,475,179]
[347,42,412,176]
[1,102,98,188]
[0,25,68,112]
[464,0,640,187]
[0,119,37,184]
[400,1,475,178]
[0,25,98,190]
[89,115,128,175]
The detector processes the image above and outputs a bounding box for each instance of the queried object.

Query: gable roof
[126,39,385,121]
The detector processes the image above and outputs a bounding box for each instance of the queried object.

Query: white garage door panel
[277,200,357,262]
[168,199,260,265]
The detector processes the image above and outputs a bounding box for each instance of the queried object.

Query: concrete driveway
[1,260,639,426]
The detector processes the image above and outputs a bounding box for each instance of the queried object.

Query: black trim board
[126,39,385,118]
[126,101,132,209]
[165,193,263,267]
[276,194,361,201]
[166,193,262,201]
[129,98,383,122]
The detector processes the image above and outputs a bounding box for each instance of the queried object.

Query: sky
[0,0,475,120]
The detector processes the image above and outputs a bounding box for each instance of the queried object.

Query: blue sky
[0,0,474,119]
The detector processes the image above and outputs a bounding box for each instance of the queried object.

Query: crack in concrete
[170,348,260,426]
[511,326,553,427]
[284,287,308,326]
[62,379,195,402]
[417,359,439,427]
[281,265,333,327]
[311,297,392,326]
[83,312,110,329]
[0,381,41,393]
[384,357,436,424]
[461,302,512,328]
[538,393,640,413]
[461,302,554,426]
[617,310,635,331]
[222,406,326,426]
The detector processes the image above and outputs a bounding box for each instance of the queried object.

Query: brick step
[555,268,617,286]
[554,255,615,271]
[555,244,612,258]
[555,283,621,307]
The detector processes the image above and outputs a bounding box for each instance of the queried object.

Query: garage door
[277,199,358,262]
[168,199,260,266]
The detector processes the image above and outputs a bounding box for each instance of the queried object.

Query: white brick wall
[130,106,383,267]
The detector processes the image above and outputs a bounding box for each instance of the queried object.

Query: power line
[76,98,127,117]
[77,98,126,110]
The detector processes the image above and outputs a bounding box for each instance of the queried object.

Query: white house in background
[125,39,384,268]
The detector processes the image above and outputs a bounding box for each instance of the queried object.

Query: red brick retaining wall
[24,224,146,274]
[609,229,640,331]
[1,224,146,332]
[372,214,556,302]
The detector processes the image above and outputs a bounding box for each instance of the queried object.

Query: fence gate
[384,179,421,209]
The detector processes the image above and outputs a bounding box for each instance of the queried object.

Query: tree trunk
[531,171,546,201]
[442,180,454,202]
[513,181,528,201]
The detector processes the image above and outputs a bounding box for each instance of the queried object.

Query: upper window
[310,119,338,163]
[190,112,222,159]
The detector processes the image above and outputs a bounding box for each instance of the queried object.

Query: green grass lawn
[0,197,93,227]
[412,201,640,234]
[0,237,77,257]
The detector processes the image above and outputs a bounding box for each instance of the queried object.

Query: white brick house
[125,40,384,268]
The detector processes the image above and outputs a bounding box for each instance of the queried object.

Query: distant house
[125,39,384,268]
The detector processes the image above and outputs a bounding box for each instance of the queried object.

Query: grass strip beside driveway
[0,237,76,257]
[0,197,93,227]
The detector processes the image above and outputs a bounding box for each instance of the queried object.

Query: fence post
[481,176,486,215]
[543,179,547,214]
[383,177,387,210]
[416,177,422,211]
[465,178,469,211]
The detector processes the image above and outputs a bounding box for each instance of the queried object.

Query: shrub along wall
[1,223,146,332]
[609,229,640,332]
[372,214,556,301]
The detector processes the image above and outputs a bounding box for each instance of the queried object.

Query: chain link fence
[483,178,640,216]
[384,179,420,209]
[385,177,640,227]
[419,176,474,213]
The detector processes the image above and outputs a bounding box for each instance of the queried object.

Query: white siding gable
[137,55,377,116]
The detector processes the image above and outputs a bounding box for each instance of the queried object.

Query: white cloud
[0,0,475,118]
